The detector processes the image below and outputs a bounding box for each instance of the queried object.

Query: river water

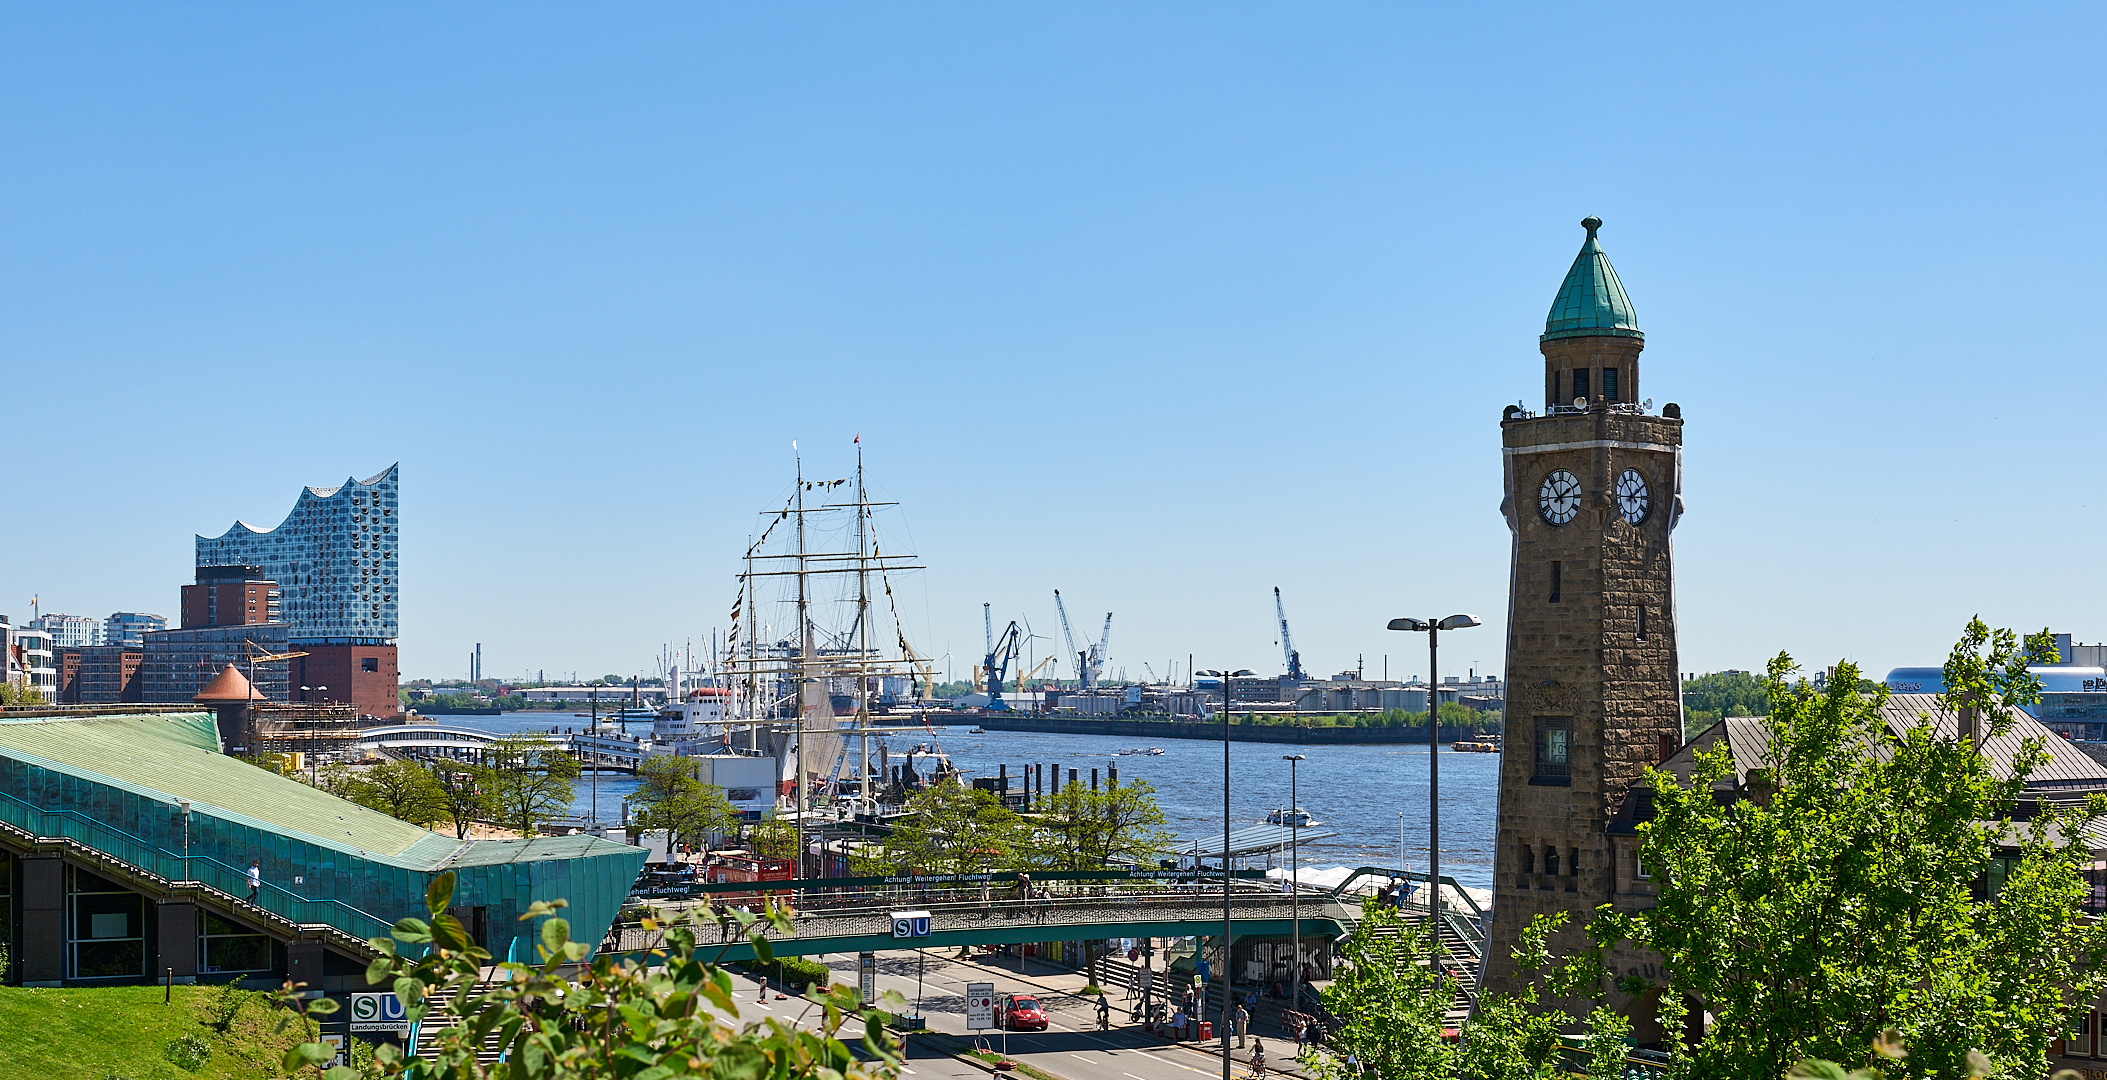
[446,713,1502,890]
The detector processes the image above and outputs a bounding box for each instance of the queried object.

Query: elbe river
[448,713,1501,890]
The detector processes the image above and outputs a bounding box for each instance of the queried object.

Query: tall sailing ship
[720,440,939,823]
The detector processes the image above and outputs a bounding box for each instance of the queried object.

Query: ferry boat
[1267,806,1322,828]
[1451,737,1501,753]
[1115,747,1165,757]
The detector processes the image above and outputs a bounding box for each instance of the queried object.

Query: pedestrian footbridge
[356,725,647,771]
[606,887,1356,963]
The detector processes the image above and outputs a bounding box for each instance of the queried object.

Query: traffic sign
[965,982,995,1030]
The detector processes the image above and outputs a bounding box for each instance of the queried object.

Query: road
[734,947,1285,1080]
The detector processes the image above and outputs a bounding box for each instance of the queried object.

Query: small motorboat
[968,726,986,734]
[1115,747,1166,757]
[1267,806,1322,828]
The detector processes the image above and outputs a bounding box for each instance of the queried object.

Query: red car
[999,993,1049,1031]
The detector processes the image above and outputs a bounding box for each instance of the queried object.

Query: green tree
[1031,778,1172,870]
[746,811,800,861]
[341,760,448,827]
[630,755,740,855]
[1680,669,1770,739]
[883,780,1026,873]
[1309,900,1454,1080]
[285,872,904,1080]
[1573,620,2107,1079]
[484,736,581,837]
[0,678,46,706]
[430,763,493,840]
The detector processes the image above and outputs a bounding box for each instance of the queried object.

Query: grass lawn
[0,983,327,1079]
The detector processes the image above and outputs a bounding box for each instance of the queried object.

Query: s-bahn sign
[349,993,409,1034]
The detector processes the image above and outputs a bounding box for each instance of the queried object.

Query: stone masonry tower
[1484,217,1684,999]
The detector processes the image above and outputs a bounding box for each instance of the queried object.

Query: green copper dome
[1542,216,1642,342]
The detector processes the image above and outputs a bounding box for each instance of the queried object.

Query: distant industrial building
[192,465,401,718]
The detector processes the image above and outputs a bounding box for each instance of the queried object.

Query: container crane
[1275,586,1305,682]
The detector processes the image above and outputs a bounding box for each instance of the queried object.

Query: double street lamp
[1386,614,1480,942]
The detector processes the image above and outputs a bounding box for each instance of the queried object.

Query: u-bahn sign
[890,910,932,938]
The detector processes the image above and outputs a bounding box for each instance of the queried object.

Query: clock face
[1616,469,1651,525]
[1538,469,1581,526]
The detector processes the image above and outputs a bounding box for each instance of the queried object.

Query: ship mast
[856,439,872,812]
[794,445,809,883]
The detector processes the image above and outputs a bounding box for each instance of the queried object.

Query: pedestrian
[1236,1003,1250,1048]
[1170,1006,1187,1040]
[1292,1014,1307,1051]
[246,859,261,902]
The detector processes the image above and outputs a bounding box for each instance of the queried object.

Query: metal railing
[0,786,394,944]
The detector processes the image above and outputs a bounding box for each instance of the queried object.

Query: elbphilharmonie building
[194,465,400,647]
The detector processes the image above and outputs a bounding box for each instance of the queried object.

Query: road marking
[899,1068,916,1075]
[1126,1073,1152,1080]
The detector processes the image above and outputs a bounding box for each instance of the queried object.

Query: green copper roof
[1542,216,1642,342]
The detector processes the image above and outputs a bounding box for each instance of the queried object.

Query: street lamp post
[1195,667,1253,1080]
[1386,614,1481,950]
[1282,753,1305,1006]
[1220,667,1232,1080]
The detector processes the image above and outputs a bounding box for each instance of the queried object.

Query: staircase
[407,985,511,1065]
[0,814,377,959]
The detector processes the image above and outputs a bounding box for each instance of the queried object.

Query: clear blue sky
[4,5,2102,684]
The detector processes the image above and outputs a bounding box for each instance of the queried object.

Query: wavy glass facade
[195,466,399,646]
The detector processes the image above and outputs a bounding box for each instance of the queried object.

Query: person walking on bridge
[246,860,261,903]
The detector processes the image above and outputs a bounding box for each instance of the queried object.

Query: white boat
[1267,806,1322,828]
[1115,747,1164,757]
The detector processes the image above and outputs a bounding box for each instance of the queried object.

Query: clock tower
[1485,217,1684,1002]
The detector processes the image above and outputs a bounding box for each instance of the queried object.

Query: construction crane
[981,603,1023,710]
[1275,586,1305,682]
[243,640,311,702]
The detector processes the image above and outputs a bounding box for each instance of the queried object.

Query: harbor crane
[1275,586,1306,682]
[981,603,1023,710]
[1053,591,1114,690]
[1054,590,1086,690]
[1093,612,1114,686]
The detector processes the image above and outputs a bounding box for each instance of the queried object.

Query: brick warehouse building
[193,466,400,719]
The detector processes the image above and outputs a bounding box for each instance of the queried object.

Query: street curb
[910,1029,1071,1080]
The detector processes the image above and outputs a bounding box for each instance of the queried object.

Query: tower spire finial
[1582,215,1601,238]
